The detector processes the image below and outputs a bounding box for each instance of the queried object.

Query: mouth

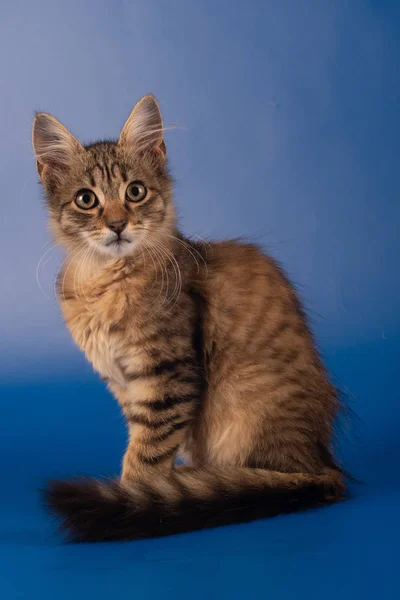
[105,236,131,247]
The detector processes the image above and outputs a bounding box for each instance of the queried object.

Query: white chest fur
[60,258,147,388]
[69,307,126,385]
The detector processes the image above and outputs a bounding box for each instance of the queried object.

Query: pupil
[132,187,139,196]
[83,194,91,203]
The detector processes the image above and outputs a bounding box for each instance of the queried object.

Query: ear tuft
[118,95,165,157]
[32,113,83,171]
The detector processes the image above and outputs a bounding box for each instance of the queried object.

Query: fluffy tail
[44,466,346,542]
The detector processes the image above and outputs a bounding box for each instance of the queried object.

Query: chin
[101,240,136,258]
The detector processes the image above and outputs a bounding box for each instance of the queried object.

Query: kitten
[32,95,346,542]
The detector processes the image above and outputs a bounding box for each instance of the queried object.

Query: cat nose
[106,219,128,235]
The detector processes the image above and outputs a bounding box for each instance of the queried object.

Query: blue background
[1,1,399,598]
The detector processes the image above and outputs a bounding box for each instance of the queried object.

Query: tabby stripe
[269,347,300,364]
[153,358,189,376]
[58,202,71,223]
[268,321,291,345]
[247,294,269,346]
[103,162,112,185]
[94,163,105,181]
[147,420,191,443]
[110,272,131,285]
[283,348,300,364]
[123,358,194,381]
[169,374,200,385]
[291,390,309,401]
[126,412,179,429]
[256,320,291,354]
[139,395,196,412]
[119,165,128,181]
[137,444,180,465]
[111,162,121,179]
[135,326,187,345]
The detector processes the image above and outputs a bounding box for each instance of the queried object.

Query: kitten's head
[32,95,175,258]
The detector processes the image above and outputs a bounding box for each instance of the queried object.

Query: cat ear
[32,113,84,178]
[118,95,166,158]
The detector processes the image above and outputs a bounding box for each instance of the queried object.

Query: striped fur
[32,95,347,542]
[45,467,345,542]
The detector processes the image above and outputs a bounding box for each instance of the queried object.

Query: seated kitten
[32,95,346,542]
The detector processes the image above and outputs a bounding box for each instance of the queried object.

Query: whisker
[162,233,207,275]
[142,238,169,306]
[36,242,60,299]
[74,245,90,306]
[56,241,88,307]
[145,235,183,313]
[191,233,212,249]
[136,226,207,288]
[75,245,96,310]
[135,228,186,311]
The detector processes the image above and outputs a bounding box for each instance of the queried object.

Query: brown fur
[32,95,346,542]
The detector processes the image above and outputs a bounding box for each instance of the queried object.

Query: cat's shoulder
[205,238,280,271]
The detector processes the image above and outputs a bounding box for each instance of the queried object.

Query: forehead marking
[93,163,105,182]
[103,162,112,186]
[111,161,123,180]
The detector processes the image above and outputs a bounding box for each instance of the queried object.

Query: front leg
[113,351,202,481]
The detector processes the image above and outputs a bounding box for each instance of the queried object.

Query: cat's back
[201,239,299,311]
[198,239,315,362]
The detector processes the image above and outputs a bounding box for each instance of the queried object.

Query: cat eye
[126,181,147,203]
[75,189,99,210]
